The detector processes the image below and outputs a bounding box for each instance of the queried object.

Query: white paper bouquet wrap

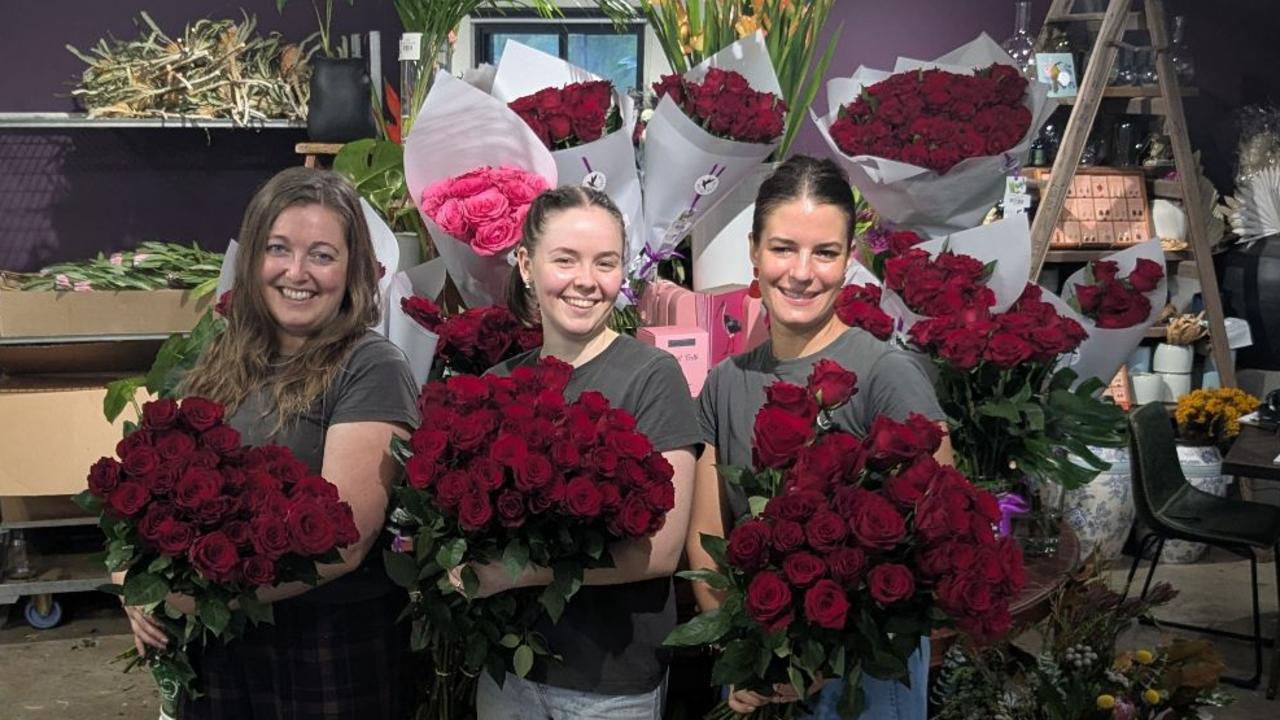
[813,34,1055,237]
[879,215,1033,338]
[491,41,645,268]
[384,258,448,388]
[632,31,782,280]
[404,73,557,308]
[1055,238,1168,386]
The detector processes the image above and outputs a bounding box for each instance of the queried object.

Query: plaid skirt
[180,591,412,720]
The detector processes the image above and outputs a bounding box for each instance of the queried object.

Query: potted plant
[277,0,377,142]
[1157,387,1260,563]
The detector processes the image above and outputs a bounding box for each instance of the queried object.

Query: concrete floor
[0,550,1275,719]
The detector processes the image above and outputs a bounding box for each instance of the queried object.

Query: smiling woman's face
[257,203,349,354]
[518,205,624,344]
[750,197,852,336]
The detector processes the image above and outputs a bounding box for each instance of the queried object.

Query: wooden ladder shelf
[1030,0,1235,387]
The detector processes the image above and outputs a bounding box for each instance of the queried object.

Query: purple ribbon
[634,244,687,283]
[995,492,1031,537]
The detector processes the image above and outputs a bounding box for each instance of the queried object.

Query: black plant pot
[1217,235,1280,370]
[307,56,375,143]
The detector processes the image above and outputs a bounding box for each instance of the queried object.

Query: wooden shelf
[1041,249,1193,263]
[0,112,304,130]
[1151,179,1181,199]
[1056,87,1198,114]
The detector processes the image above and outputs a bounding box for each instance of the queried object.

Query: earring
[524,279,534,291]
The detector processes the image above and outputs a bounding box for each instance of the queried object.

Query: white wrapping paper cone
[215,240,238,298]
[403,73,556,307]
[812,33,1056,236]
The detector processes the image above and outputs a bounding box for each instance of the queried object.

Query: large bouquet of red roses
[400,296,542,377]
[385,358,676,718]
[652,68,786,144]
[835,283,893,341]
[75,397,357,716]
[883,245,997,319]
[1070,258,1164,329]
[508,80,621,150]
[828,65,1031,174]
[813,35,1054,236]
[667,361,1023,718]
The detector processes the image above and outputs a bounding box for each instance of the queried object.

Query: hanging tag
[1002,153,1032,216]
[399,33,422,62]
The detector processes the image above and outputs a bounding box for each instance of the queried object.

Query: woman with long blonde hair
[120,167,419,719]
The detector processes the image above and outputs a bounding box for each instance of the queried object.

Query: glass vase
[1012,477,1064,557]
[1001,0,1037,80]
[1168,15,1196,84]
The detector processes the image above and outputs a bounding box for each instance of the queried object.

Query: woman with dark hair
[120,167,419,719]
[686,155,950,719]
[464,185,700,719]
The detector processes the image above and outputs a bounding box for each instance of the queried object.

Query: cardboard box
[0,374,144,496]
[637,326,709,397]
[0,289,209,339]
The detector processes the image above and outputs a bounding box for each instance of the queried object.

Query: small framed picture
[1035,52,1078,98]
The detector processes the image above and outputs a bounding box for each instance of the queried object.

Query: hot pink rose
[461,188,511,226]
[472,217,521,256]
[432,197,471,238]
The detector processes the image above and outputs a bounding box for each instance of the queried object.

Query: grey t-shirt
[698,327,944,522]
[229,331,419,604]
[489,333,701,695]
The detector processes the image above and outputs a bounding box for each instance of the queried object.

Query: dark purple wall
[0,1,400,272]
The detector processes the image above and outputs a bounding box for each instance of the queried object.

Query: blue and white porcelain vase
[1159,445,1230,564]
[1055,447,1134,561]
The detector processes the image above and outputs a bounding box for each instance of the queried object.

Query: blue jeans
[476,672,665,720]
[802,636,930,720]
[725,636,930,720]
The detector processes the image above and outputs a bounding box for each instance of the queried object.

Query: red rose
[155,431,197,462]
[142,399,180,430]
[884,455,940,507]
[286,500,338,555]
[984,332,1033,369]
[411,429,449,462]
[783,552,828,588]
[726,519,772,571]
[770,519,806,554]
[251,515,292,559]
[825,547,867,587]
[188,531,239,583]
[938,328,987,370]
[195,497,235,526]
[434,471,472,509]
[405,455,439,490]
[848,491,907,550]
[867,563,916,605]
[1091,260,1119,283]
[769,491,821,522]
[108,480,150,518]
[458,493,495,531]
[200,426,242,456]
[137,504,172,542]
[803,578,851,630]
[156,519,196,555]
[1128,258,1164,293]
[615,495,655,537]
[644,481,675,513]
[239,556,277,587]
[88,457,122,497]
[806,359,859,410]
[449,415,490,451]
[805,510,849,553]
[490,433,529,467]
[515,454,555,493]
[564,476,605,518]
[292,475,341,502]
[224,520,252,547]
[496,490,527,528]
[1074,283,1103,314]
[123,447,161,478]
[607,431,653,461]
[752,407,815,470]
[745,571,794,634]
[214,290,233,318]
[590,447,620,475]
[179,397,225,432]
[763,382,819,420]
[175,467,223,510]
[865,416,930,470]
[187,449,221,470]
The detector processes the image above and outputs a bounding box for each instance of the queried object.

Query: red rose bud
[745,571,794,634]
[179,397,225,432]
[251,515,292,560]
[142,399,180,430]
[108,481,150,518]
[458,492,495,531]
[825,547,867,587]
[726,520,772,571]
[214,290,233,318]
[770,519,807,555]
[848,490,907,550]
[806,359,859,410]
[286,500,339,555]
[1127,258,1164,293]
[617,495,656,537]
[200,425,242,456]
[867,562,916,605]
[783,551,828,588]
[87,457,122,497]
[564,476,605,518]
[752,407,815,470]
[188,531,239,583]
[803,578,851,629]
[239,555,277,587]
[156,519,196,555]
[805,510,849,553]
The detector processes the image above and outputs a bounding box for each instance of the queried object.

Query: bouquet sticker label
[583,170,607,192]
[399,33,422,62]
[694,173,721,196]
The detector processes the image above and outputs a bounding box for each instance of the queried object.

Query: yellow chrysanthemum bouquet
[1174,387,1259,446]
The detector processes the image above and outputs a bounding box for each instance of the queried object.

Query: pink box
[1107,176,1127,198]
[636,326,710,396]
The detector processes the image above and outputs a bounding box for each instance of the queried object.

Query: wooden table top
[1223,424,1280,483]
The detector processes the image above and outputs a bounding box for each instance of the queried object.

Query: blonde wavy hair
[184,168,381,435]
